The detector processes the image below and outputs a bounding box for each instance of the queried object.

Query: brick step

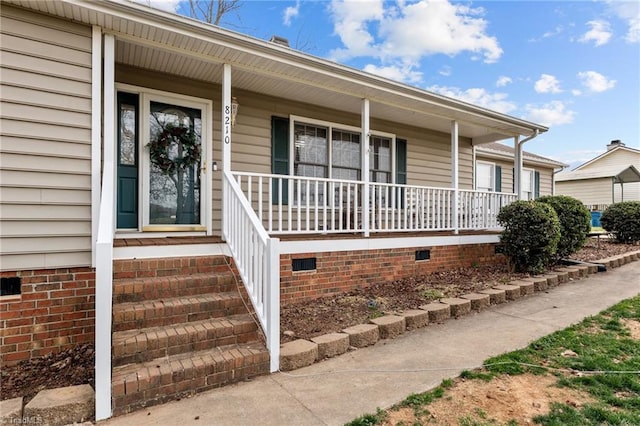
[113,255,230,280]
[112,342,270,416]
[112,314,261,367]
[113,272,237,303]
[113,292,249,332]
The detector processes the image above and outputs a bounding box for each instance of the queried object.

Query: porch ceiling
[9,0,548,142]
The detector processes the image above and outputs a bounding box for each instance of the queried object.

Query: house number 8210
[224,105,231,144]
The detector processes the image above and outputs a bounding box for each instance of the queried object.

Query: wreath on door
[147,123,200,175]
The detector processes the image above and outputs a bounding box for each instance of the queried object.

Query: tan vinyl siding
[578,148,640,172]
[475,154,555,196]
[0,6,92,271]
[556,178,613,206]
[116,65,473,235]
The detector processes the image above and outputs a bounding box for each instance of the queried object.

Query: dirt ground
[383,373,595,425]
[0,238,636,406]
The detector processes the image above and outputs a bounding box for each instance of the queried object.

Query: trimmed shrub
[600,201,640,243]
[497,200,561,274]
[538,195,591,258]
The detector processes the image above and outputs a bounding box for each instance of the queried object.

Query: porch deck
[113,228,499,248]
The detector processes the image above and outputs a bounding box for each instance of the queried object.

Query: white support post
[266,237,280,372]
[451,120,459,234]
[361,99,370,237]
[95,32,115,422]
[91,26,102,268]
[514,135,522,200]
[221,64,232,240]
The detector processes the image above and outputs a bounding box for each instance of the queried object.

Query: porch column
[91,26,102,268]
[221,64,231,240]
[361,98,370,237]
[95,31,115,422]
[451,120,459,234]
[514,135,522,199]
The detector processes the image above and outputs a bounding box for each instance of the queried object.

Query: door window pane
[148,101,202,225]
[119,103,137,166]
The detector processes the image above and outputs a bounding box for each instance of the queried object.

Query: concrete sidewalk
[102,261,640,426]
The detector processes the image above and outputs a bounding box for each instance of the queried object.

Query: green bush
[497,200,561,274]
[600,201,640,243]
[537,195,591,258]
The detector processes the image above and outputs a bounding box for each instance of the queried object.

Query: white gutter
[514,130,540,199]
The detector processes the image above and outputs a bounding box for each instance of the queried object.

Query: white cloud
[529,25,564,42]
[363,63,423,84]
[524,101,576,126]
[496,76,512,87]
[579,20,612,46]
[578,71,616,93]
[534,74,562,94]
[439,66,452,77]
[329,0,502,81]
[132,0,181,13]
[607,0,640,43]
[283,0,301,27]
[556,149,603,169]
[572,89,582,96]
[428,85,516,114]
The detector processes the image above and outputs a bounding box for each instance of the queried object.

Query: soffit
[8,0,547,141]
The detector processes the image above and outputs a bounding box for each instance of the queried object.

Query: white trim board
[114,243,231,260]
[280,233,501,254]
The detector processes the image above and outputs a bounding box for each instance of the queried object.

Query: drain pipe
[514,130,540,200]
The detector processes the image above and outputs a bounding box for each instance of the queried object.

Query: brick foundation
[0,243,503,364]
[0,267,96,366]
[280,243,504,304]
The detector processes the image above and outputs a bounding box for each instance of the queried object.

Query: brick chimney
[607,140,625,151]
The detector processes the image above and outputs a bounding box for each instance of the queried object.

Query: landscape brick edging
[279,250,640,371]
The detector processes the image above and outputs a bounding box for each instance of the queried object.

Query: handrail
[223,170,280,372]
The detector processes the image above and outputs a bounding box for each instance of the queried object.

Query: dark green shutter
[512,168,515,193]
[534,170,540,199]
[396,138,407,184]
[495,165,502,192]
[271,116,289,204]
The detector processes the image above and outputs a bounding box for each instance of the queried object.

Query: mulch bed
[0,238,636,403]
[280,239,639,342]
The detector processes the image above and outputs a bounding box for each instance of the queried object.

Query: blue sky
[144,0,639,169]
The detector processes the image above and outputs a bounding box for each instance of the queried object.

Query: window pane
[370,136,391,182]
[294,123,327,166]
[522,170,532,189]
[332,130,360,169]
[294,164,326,178]
[476,163,493,191]
[333,167,360,181]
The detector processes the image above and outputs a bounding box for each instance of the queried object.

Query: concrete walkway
[102,261,640,426]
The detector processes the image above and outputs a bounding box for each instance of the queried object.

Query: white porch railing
[223,171,280,372]
[232,172,517,234]
[458,189,518,230]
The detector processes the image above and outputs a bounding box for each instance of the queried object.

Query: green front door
[116,92,139,229]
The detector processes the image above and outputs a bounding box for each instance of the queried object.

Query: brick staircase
[110,255,270,415]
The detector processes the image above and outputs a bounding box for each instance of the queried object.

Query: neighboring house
[0,0,548,419]
[475,142,567,200]
[556,141,640,211]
